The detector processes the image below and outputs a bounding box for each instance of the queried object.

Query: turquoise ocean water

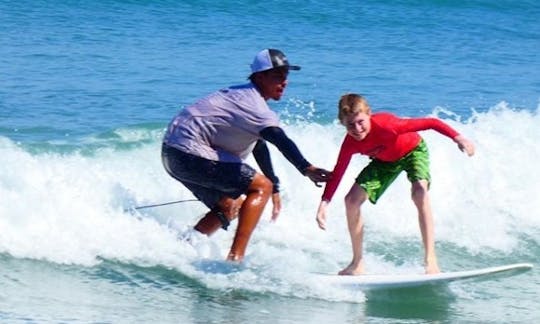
[1,1,539,322]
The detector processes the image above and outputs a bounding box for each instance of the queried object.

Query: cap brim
[288,65,301,71]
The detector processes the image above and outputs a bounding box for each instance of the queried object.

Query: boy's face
[344,112,371,141]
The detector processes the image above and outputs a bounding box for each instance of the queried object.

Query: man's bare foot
[226,253,243,262]
[338,262,364,276]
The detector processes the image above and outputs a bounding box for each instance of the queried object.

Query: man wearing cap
[162,48,331,262]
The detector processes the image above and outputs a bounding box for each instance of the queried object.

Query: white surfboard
[314,263,533,290]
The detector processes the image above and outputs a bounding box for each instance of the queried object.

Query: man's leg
[227,173,272,261]
[194,196,244,235]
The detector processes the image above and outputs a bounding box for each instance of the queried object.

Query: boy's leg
[411,180,440,274]
[404,140,440,274]
[342,159,401,275]
[339,183,368,275]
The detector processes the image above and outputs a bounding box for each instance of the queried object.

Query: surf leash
[125,198,199,212]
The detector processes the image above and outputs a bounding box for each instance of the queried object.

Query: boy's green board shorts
[356,139,430,204]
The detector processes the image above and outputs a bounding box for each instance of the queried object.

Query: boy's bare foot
[338,262,364,276]
[425,262,441,274]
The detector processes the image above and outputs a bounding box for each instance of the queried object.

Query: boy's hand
[316,200,329,230]
[454,135,475,156]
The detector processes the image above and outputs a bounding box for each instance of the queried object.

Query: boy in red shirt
[316,93,475,275]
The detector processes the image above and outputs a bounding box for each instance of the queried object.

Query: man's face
[255,67,290,101]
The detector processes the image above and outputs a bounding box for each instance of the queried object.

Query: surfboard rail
[313,263,533,290]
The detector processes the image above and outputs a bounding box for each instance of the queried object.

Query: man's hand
[304,165,332,187]
[270,192,281,222]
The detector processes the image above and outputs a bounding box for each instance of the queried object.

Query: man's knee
[248,174,273,195]
[217,197,243,220]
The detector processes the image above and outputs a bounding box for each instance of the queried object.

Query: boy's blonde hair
[338,93,371,125]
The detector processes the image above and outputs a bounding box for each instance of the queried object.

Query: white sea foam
[1,102,538,301]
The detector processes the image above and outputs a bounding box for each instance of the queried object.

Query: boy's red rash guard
[322,113,460,202]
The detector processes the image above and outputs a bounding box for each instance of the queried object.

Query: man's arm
[252,139,280,193]
[260,126,331,186]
